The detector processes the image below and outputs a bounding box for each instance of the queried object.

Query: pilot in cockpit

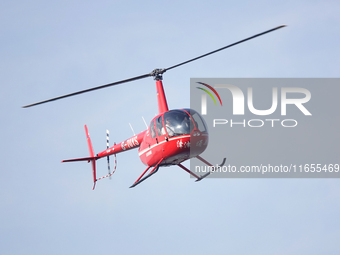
[162,116,175,137]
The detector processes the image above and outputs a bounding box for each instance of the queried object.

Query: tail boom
[97,130,146,158]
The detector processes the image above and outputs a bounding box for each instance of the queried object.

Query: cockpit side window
[183,108,207,133]
[190,111,207,133]
[150,120,156,138]
[155,116,164,136]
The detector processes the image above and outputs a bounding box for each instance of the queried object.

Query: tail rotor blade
[106,130,111,179]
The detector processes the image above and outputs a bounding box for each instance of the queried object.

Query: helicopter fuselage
[97,108,208,167]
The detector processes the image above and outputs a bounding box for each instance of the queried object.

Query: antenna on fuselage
[129,123,136,136]
[142,116,148,129]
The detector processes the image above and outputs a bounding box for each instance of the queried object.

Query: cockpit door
[155,116,167,142]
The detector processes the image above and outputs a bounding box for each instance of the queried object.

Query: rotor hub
[150,68,166,81]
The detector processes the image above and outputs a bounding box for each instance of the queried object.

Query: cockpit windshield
[161,109,208,137]
[163,110,194,137]
[151,109,207,138]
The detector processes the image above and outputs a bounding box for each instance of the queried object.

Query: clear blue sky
[1,0,340,254]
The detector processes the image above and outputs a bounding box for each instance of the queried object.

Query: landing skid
[178,156,226,182]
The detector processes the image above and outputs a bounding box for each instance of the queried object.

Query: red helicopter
[23,25,285,189]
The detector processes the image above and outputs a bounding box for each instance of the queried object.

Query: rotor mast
[151,69,169,114]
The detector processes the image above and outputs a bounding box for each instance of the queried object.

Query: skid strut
[129,158,163,188]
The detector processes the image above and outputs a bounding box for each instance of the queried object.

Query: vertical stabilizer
[84,125,97,189]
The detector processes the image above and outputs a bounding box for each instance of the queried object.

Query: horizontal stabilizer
[62,156,98,163]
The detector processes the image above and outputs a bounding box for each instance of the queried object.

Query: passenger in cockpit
[182,116,190,132]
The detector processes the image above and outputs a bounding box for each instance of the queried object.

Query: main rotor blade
[165,25,286,71]
[22,73,151,108]
[23,25,285,108]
